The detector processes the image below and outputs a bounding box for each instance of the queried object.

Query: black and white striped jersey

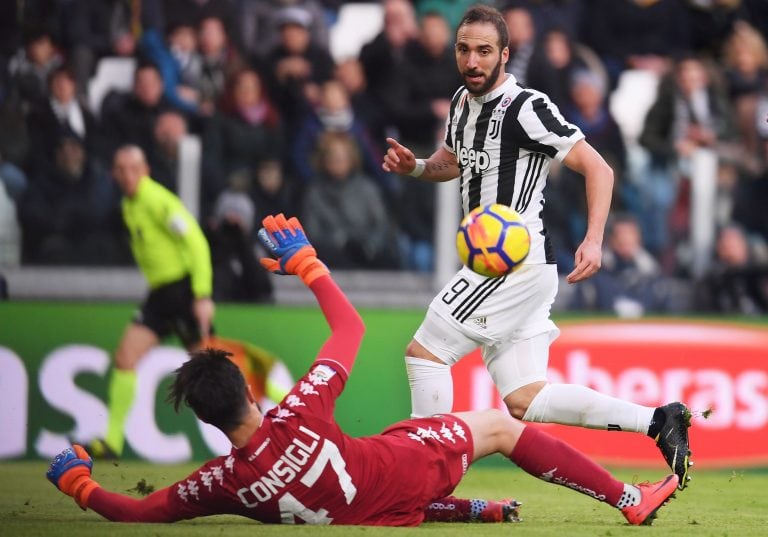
[443,74,584,265]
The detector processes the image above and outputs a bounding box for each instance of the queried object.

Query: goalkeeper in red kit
[47,215,679,527]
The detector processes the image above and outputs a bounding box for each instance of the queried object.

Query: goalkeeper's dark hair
[168,348,249,433]
[457,4,508,51]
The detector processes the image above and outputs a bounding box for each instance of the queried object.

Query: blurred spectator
[359,0,419,139]
[261,6,336,133]
[203,68,283,208]
[139,24,203,116]
[146,110,189,192]
[685,0,743,59]
[547,70,629,272]
[0,1,20,61]
[722,21,768,167]
[302,132,397,269]
[638,55,735,262]
[741,0,768,38]
[334,58,386,149]
[64,0,159,97]
[197,15,248,113]
[400,11,463,155]
[581,0,691,88]
[527,29,589,111]
[8,28,63,106]
[414,0,478,31]
[569,214,673,316]
[694,223,768,314]
[100,62,175,158]
[0,91,30,195]
[291,79,393,196]
[239,0,330,59]
[393,10,463,271]
[564,70,629,210]
[18,136,121,265]
[206,187,274,303]
[250,159,298,224]
[26,66,101,171]
[502,5,536,85]
[161,0,242,51]
[397,178,436,272]
[0,156,27,203]
[514,0,583,41]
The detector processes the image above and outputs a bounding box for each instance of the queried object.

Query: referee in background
[87,144,214,458]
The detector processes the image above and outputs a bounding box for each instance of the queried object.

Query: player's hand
[257,214,329,285]
[46,444,100,509]
[383,137,418,175]
[193,297,215,338]
[566,239,602,284]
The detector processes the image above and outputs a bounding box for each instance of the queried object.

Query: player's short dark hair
[457,4,509,51]
[168,348,249,433]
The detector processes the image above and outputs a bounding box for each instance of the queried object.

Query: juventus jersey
[443,74,584,264]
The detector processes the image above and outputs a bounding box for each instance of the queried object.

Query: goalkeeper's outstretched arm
[257,214,365,378]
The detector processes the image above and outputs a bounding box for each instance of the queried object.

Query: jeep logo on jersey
[455,140,491,174]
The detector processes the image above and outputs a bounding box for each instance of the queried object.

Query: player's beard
[463,57,503,96]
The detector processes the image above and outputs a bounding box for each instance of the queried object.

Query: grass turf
[2,460,767,536]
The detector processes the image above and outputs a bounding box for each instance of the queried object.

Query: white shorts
[414,263,560,397]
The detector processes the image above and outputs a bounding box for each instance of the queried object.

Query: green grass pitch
[2,460,767,536]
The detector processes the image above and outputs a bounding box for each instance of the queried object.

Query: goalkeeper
[48,214,678,527]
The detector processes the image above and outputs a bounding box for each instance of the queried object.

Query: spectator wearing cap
[260,5,335,141]
[239,0,330,60]
[206,186,274,303]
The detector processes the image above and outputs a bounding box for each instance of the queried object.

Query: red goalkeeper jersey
[87,277,474,526]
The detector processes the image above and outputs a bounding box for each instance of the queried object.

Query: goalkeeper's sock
[508,426,624,506]
[104,368,137,455]
[522,383,655,432]
[405,357,453,417]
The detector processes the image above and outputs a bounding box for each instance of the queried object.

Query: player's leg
[483,262,692,490]
[406,313,479,417]
[455,409,678,525]
[487,334,692,488]
[490,333,655,429]
[95,322,158,457]
[423,496,521,523]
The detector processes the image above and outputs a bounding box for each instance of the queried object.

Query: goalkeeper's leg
[96,324,158,457]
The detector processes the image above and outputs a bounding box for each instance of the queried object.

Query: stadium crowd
[1,0,768,314]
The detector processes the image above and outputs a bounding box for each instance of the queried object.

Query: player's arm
[258,214,365,378]
[561,139,614,284]
[383,137,459,182]
[46,445,191,522]
[165,195,215,335]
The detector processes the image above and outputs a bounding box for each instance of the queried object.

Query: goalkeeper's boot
[477,498,522,523]
[84,438,119,460]
[648,402,693,489]
[621,474,678,525]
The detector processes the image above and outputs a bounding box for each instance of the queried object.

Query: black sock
[647,407,665,438]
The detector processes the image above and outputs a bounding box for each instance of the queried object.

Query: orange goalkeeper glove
[46,445,100,509]
[257,214,329,286]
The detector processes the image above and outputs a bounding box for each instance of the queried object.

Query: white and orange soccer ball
[456,204,530,278]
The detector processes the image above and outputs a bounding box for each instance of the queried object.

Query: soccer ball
[456,204,530,277]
